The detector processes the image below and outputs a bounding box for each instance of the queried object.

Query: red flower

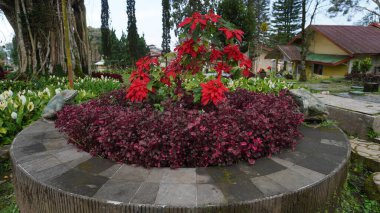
[126,78,150,102]
[240,58,252,69]
[129,70,149,82]
[267,66,272,70]
[200,79,229,106]
[210,48,222,62]
[205,10,221,23]
[243,69,252,78]
[224,45,244,62]
[178,12,207,32]
[136,56,159,72]
[214,62,231,76]
[219,28,244,42]
[174,38,197,57]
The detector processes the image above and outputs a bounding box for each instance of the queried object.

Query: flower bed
[55,11,303,168]
[55,89,303,168]
[91,72,124,83]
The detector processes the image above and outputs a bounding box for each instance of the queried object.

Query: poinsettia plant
[126,10,254,106]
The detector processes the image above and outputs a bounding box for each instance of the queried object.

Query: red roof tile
[311,25,380,55]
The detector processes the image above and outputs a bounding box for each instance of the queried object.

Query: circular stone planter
[11,120,350,213]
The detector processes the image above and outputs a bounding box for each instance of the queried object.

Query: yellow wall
[323,64,348,77]
[306,62,348,77]
[309,32,349,56]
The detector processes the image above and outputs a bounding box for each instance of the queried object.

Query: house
[266,23,380,78]
[148,45,163,57]
[94,58,107,71]
[249,46,276,72]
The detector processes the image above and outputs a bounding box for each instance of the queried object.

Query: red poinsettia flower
[210,48,222,62]
[224,44,244,62]
[178,12,207,32]
[200,79,229,106]
[136,56,159,72]
[243,69,252,78]
[267,66,272,70]
[129,70,150,82]
[214,62,231,76]
[205,10,221,23]
[240,58,252,69]
[219,28,244,42]
[174,38,197,57]
[126,78,150,102]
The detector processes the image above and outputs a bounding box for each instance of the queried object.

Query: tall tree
[127,0,138,65]
[0,0,90,77]
[328,0,380,24]
[271,0,302,44]
[101,0,111,58]
[62,0,73,88]
[170,0,219,36]
[162,0,171,53]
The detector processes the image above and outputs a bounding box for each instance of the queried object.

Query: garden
[1,9,380,213]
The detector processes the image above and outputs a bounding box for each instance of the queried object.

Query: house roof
[309,25,380,55]
[278,45,301,61]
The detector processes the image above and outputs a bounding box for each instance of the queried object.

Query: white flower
[0,94,4,101]
[11,112,17,120]
[55,88,62,95]
[0,102,7,111]
[8,90,13,97]
[27,102,34,112]
[19,95,26,105]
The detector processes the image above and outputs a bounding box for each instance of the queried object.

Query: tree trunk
[0,0,90,77]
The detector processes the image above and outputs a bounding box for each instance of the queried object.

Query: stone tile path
[315,94,380,115]
[350,139,380,163]
[350,138,380,193]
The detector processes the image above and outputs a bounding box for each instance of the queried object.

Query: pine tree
[162,0,171,53]
[271,0,302,44]
[127,0,139,65]
[101,0,111,59]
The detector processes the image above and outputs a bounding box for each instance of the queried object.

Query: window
[313,64,323,75]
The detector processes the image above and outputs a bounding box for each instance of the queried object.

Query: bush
[91,72,124,83]
[345,73,380,83]
[55,89,303,168]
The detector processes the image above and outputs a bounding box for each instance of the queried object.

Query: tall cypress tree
[162,0,171,53]
[101,0,111,59]
[271,0,302,44]
[127,0,139,65]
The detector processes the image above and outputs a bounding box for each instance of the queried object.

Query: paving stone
[297,155,338,175]
[145,168,169,183]
[31,163,71,183]
[130,182,160,204]
[271,157,326,182]
[320,139,345,148]
[155,183,196,206]
[65,155,93,168]
[49,169,109,197]
[20,155,61,173]
[52,148,86,163]
[368,145,380,151]
[196,168,214,183]
[161,168,196,183]
[98,164,123,178]
[244,158,286,176]
[112,165,150,182]
[93,179,141,203]
[43,138,70,150]
[267,169,315,191]
[196,184,226,205]
[75,157,117,175]
[251,176,289,196]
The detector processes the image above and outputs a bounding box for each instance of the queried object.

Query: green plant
[319,120,337,128]
[367,128,379,141]
[352,58,372,74]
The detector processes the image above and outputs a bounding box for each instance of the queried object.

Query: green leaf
[146,81,154,91]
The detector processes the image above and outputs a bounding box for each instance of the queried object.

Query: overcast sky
[0,0,376,48]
